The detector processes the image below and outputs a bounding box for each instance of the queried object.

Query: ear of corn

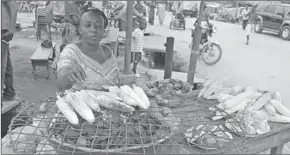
[268,114,290,123]
[221,91,262,110]
[198,80,214,98]
[203,81,220,98]
[230,85,244,96]
[132,84,150,108]
[92,94,135,112]
[264,103,276,116]
[65,92,95,123]
[269,99,290,117]
[77,91,101,112]
[272,91,282,102]
[55,96,79,125]
[120,85,148,110]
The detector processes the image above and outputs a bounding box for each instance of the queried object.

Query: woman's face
[79,11,105,45]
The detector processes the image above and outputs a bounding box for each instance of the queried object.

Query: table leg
[46,65,50,79]
[32,64,36,80]
[270,144,284,155]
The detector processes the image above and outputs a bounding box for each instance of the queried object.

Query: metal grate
[9,85,248,154]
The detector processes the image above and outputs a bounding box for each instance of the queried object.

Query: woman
[113,1,143,31]
[156,2,166,26]
[61,1,84,45]
[56,7,120,92]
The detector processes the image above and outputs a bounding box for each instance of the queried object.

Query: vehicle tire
[280,26,290,40]
[254,21,263,33]
[201,43,222,65]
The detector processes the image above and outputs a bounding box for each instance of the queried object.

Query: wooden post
[186,1,205,84]
[123,0,134,75]
[164,37,174,79]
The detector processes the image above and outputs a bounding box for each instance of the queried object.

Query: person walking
[245,6,256,45]
[241,6,249,30]
[131,18,147,77]
[156,2,166,26]
[1,0,19,101]
[148,2,156,25]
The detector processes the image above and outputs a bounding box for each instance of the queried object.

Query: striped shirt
[131,28,144,53]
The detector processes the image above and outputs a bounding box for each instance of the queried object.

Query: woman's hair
[79,7,108,28]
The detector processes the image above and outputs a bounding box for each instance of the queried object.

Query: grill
[8,82,248,154]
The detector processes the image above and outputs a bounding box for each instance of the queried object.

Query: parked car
[254,3,290,40]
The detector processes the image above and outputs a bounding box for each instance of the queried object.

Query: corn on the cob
[132,84,150,108]
[269,114,290,123]
[248,93,272,111]
[76,90,101,112]
[55,96,79,125]
[120,85,147,110]
[198,80,214,98]
[230,85,244,96]
[264,103,276,116]
[272,91,282,102]
[84,90,122,101]
[220,91,262,110]
[65,92,95,123]
[269,99,290,117]
[91,94,135,112]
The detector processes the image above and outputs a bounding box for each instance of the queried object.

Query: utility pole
[186,0,205,84]
[124,0,134,75]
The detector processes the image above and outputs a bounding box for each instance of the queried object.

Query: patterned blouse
[58,44,120,90]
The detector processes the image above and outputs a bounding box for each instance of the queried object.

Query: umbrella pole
[123,0,134,75]
[186,0,205,84]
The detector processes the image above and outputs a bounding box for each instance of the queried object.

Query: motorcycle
[189,23,222,65]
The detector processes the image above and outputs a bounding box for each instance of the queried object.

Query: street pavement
[147,12,290,110]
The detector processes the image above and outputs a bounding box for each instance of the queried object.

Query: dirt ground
[9,29,62,102]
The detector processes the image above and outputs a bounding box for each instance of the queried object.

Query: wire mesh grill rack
[9,84,249,154]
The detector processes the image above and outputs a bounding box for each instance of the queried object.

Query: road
[147,13,290,109]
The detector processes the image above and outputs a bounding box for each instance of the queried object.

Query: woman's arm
[56,67,73,91]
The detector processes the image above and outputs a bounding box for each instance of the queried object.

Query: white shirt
[242,9,249,20]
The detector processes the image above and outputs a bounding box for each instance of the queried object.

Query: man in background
[1,1,19,101]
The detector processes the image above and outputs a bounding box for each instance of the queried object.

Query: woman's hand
[67,63,87,83]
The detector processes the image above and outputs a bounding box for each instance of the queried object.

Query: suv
[254,3,290,40]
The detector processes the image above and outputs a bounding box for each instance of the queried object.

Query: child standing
[131,18,147,77]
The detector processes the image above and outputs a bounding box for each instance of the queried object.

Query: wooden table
[29,42,56,79]
[143,34,178,54]
[101,28,119,56]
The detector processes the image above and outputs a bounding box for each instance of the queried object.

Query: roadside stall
[3,78,290,154]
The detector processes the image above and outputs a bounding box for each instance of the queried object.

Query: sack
[41,40,52,48]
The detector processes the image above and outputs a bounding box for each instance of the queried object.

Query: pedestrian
[131,18,147,78]
[1,1,19,101]
[148,2,156,25]
[241,6,249,30]
[245,6,256,45]
[113,1,143,31]
[156,2,166,26]
[35,1,54,40]
[62,1,85,46]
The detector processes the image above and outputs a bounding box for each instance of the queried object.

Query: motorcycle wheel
[200,43,222,65]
